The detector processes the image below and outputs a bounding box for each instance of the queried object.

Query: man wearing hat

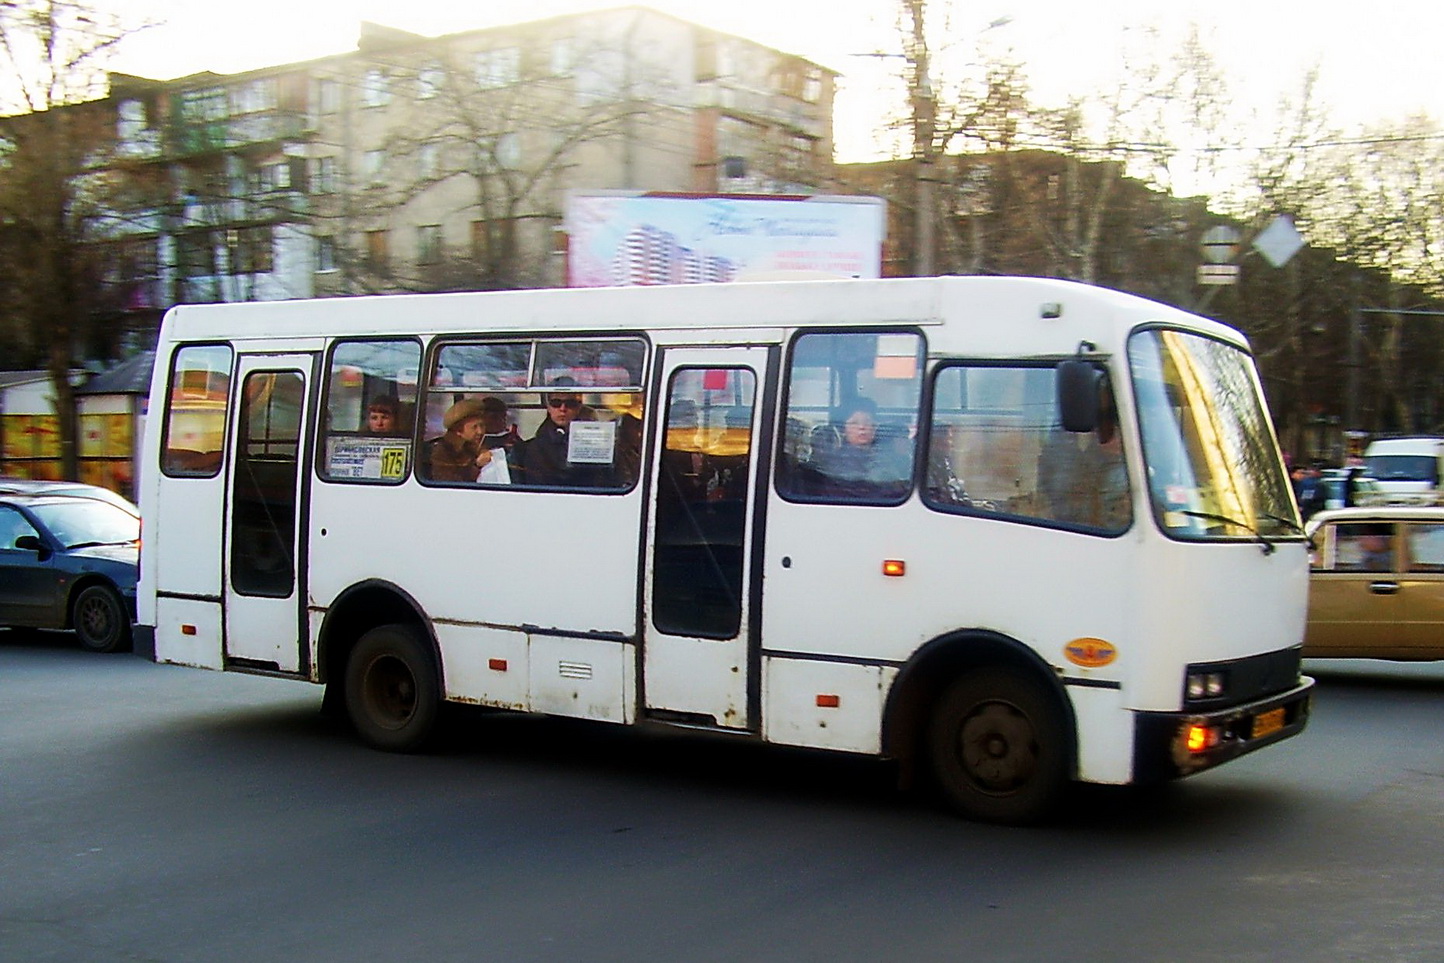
[429,397,494,482]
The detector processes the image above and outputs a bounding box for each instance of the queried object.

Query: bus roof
[158,276,1244,358]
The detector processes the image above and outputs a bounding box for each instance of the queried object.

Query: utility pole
[904,0,934,277]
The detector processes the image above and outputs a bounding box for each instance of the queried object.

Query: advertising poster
[565,192,885,288]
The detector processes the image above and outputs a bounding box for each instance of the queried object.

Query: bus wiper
[1259,512,1317,550]
[1179,510,1277,555]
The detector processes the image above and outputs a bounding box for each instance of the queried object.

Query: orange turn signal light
[882,559,906,577]
[1185,724,1220,753]
[816,694,840,708]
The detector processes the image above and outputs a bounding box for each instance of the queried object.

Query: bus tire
[344,624,440,753]
[73,584,132,653]
[927,669,1069,825]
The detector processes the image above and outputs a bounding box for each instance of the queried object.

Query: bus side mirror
[1057,359,1102,433]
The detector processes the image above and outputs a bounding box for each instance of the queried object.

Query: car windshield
[1364,454,1439,483]
[1130,328,1298,541]
[30,499,140,549]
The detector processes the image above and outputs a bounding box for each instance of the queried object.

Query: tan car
[1304,506,1444,659]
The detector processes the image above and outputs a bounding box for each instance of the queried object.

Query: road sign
[1201,226,1241,264]
[1253,215,1305,268]
[1197,264,1240,286]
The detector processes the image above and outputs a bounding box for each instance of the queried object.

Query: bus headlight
[1185,671,1227,701]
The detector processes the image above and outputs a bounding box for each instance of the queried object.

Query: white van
[1363,436,1444,502]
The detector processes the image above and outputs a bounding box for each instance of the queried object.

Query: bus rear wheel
[344,624,440,753]
[927,669,1069,825]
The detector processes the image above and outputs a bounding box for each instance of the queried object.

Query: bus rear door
[643,346,775,730]
[223,354,315,674]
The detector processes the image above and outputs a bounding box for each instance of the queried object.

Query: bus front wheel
[927,669,1069,825]
[344,624,440,753]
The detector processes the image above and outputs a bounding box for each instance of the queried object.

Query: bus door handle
[1369,581,1400,595]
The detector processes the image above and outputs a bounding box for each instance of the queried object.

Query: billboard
[565,192,885,288]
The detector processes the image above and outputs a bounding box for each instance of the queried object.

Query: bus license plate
[1252,707,1285,739]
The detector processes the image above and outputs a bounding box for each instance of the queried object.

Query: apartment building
[103,6,837,315]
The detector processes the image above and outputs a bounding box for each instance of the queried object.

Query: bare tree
[326,14,691,294]
[1296,114,1444,433]
[0,0,148,478]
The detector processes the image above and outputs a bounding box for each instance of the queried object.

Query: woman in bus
[818,397,911,499]
[429,398,494,483]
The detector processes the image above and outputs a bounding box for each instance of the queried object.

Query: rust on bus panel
[1064,637,1117,668]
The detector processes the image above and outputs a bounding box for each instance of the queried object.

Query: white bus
[136,276,1314,823]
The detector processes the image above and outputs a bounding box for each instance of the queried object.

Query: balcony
[169,109,311,159]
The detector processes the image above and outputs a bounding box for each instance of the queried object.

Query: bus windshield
[1130,328,1298,541]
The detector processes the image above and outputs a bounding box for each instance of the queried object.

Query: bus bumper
[132,623,157,662]
[1132,678,1314,783]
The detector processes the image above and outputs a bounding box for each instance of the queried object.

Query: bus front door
[223,355,314,674]
[643,346,775,731]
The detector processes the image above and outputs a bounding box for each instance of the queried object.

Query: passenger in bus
[614,412,644,488]
[366,395,400,435]
[479,396,520,452]
[817,398,911,498]
[429,398,495,483]
[511,379,606,487]
[926,421,987,508]
[1038,393,1129,529]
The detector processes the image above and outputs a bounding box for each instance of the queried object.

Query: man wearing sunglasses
[512,378,605,487]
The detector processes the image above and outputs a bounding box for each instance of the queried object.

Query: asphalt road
[3,631,1442,962]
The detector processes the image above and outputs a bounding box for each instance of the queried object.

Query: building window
[417,224,442,265]
[178,231,218,279]
[179,86,228,123]
[475,47,520,88]
[316,235,337,273]
[231,78,278,115]
[418,142,439,180]
[233,225,274,275]
[317,78,341,113]
[311,156,337,194]
[481,132,521,171]
[803,68,823,103]
[362,69,389,107]
[550,38,573,76]
[117,99,146,139]
[249,160,291,194]
[365,230,389,272]
[418,64,443,100]
[364,149,385,184]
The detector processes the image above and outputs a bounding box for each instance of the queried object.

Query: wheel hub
[960,701,1038,793]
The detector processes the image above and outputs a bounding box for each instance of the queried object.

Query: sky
[102,0,1444,169]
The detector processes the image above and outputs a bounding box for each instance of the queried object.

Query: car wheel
[73,584,131,653]
[928,668,1070,825]
[344,624,440,753]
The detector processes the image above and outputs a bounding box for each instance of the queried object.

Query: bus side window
[161,344,233,477]
[422,337,647,491]
[319,339,422,484]
[924,363,1130,533]
[777,330,923,504]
